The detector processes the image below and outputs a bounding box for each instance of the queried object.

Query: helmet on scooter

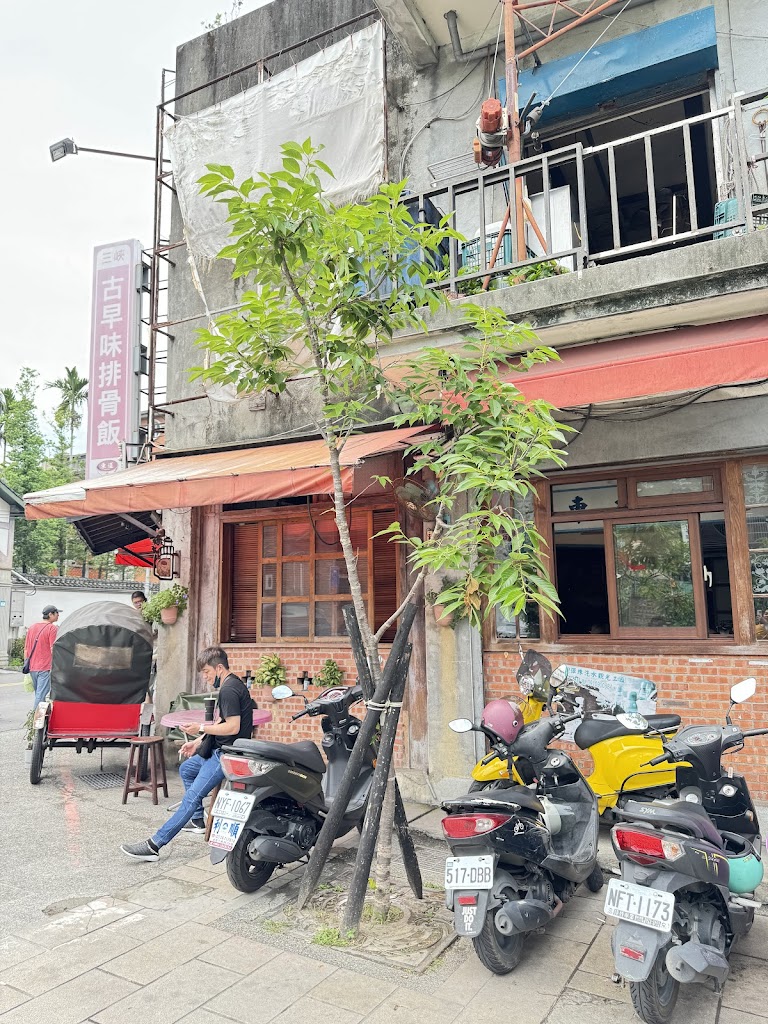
[481,699,524,743]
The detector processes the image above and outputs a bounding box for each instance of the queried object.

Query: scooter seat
[443,783,544,815]
[230,738,326,774]
[620,799,723,848]
[573,713,681,751]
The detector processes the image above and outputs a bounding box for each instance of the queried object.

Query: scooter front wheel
[630,952,680,1024]
[226,829,276,893]
[472,904,524,974]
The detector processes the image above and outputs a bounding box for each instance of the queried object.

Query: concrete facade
[151,0,768,800]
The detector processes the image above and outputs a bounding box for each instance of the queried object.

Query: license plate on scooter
[208,791,257,852]
[604,879,674,933]
[444,855,494,890]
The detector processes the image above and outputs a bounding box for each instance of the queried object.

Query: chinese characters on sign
[86,240,142,479]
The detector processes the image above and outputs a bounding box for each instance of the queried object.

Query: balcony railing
[406,89,768,296]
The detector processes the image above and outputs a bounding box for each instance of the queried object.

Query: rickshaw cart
[30,602,154,785]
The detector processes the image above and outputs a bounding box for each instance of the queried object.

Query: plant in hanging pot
[427,576,475,629]
[142,584,189,627]
[252,654,287,689]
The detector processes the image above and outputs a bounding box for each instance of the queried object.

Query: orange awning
[25,428,425,521]
[511,317,768,408]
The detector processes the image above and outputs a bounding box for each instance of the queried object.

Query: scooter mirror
[551,665,568,685]
[448,718,475,733]
[731,677,757,704]
[271,685,295,700]
[616,712,649,731]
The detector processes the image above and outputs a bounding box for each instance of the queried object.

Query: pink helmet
[481,699,524,744]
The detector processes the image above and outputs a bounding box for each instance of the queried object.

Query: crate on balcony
[713,194,768,238]
[460,229,514,273]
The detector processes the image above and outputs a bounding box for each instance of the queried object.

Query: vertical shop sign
[86,240,142,478]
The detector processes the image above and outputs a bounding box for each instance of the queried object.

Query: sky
[0,0,270,435]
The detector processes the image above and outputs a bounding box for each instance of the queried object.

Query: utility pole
[504,0,527,261]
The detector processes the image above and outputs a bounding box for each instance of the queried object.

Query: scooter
[208,682,373,893]
[472,654,685,818]
[441,705,605,974]
[607,677,766,1024]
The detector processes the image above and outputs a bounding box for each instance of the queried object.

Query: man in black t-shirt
[121,646,253,861]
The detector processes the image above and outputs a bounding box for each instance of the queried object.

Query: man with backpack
[24,605,60,708]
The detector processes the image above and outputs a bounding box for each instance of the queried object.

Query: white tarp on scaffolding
[165,21,386,261]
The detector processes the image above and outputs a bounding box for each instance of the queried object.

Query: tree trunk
[296,605,416,909]
[341,666,408,934]
[372,774,396,922]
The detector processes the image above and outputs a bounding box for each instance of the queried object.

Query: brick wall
[485,650,768,798]
[223,643,407,763]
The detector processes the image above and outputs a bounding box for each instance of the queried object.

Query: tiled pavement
[3,713,768,1024]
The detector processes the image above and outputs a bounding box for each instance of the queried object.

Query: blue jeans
[30,670,51,709]
[151,750,224,849]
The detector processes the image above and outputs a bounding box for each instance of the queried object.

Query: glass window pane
[282,603,309,637]
[756,597,768,640]
[316,557,368,596]
[552,480,619,513]
[636,476,713,498]
[261,603,276,637]
[700,512,733,637]
[747,509,768,550]
[315,601,354,637]
[262,524,277,559]
[751,553,768,597]
[282,522,310,556]
[743,465,768,505]
[261,564,277,598]
[313,514,343,554]
[495,604,540,640]
[282,562,309,597]
[553,521,610,635]
[613,520,695,628]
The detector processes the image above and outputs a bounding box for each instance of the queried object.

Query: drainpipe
[444,10,497,61]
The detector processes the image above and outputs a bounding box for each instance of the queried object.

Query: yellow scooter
[472,651,685,819]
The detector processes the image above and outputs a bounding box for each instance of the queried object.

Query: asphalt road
[0,670,30,733]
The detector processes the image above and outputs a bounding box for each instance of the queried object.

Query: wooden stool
[204,783,222,842]
[122,736,168,805]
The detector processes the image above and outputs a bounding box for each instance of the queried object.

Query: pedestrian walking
[120,645,253,861]
[24,606,60,709]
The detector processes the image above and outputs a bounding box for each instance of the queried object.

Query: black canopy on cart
[51,601,152,704]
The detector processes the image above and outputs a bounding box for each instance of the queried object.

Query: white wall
[13,589,135,633]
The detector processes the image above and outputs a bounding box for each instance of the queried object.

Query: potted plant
[316,658,344,688]
[142,584,189,626]
[252,654,287,689]
[427,576,475,628]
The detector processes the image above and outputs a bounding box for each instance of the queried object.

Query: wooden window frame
[219,500,398,645]
[489,460,763,651]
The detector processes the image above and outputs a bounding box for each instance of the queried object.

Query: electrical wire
[489,6,504,98]
[540,0,633,110]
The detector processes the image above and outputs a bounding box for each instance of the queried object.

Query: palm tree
[46,367,88,464]
[0,387,14,464]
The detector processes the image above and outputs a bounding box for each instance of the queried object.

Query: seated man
[120,645,252,861]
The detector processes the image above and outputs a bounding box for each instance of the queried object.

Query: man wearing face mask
[120,646,253,861]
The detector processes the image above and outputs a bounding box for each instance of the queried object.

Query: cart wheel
[138,721,151,782]
[30,727,45,785]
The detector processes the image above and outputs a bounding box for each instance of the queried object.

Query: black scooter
[441,708,605,975]
[608,676,766,1024]
[208,683,373,893]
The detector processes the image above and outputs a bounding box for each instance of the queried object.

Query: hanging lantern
[153,536,181,580]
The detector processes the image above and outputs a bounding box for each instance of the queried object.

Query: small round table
[159,708,273,730]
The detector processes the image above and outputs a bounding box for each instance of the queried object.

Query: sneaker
[120,840,159,861]
[181,818,206,834]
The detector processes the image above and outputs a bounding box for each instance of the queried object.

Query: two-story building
[26,0,768,798]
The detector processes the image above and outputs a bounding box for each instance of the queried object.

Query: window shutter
[230,523,260,642]
[373,509,398,642]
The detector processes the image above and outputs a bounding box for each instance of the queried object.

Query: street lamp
[49,138,156,163]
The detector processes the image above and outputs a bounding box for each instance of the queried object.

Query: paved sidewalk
[3,715,768,1023]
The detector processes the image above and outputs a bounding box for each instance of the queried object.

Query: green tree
[0,386,15,464]
[193,143,570,929]
[46,366,88,464]
[5,369,55,572]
